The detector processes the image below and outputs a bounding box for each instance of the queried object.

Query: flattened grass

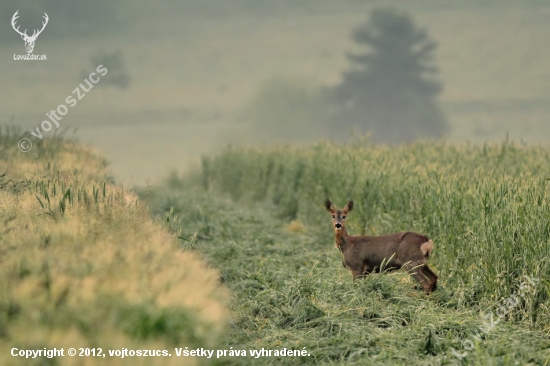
[148,139,550,364]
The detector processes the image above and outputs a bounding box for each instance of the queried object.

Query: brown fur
[326,198,438,294]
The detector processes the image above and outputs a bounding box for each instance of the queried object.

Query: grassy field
[0,129,228,366]
[146,138,550,365]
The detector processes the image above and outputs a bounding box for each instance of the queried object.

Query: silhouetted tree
[333,8,448,142]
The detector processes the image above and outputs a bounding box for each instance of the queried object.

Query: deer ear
[343,200,354,213]
[325,198,335,213]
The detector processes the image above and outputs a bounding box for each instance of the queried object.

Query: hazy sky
[3,1,550,184]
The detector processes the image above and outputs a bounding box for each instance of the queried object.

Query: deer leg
[421,265,438,293]
[404,263,434,294]
[408,270,432,293]
[362,264,373,276]
[350,264,372,280]
[351,269,363,281]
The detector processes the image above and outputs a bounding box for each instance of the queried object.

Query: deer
[11,11,49,54]
[325,198,437,294]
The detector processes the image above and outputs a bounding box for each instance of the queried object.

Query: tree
[333,8,448,143]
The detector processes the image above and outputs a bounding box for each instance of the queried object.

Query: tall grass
[201,138,550,321]
[0,127,227,366]
[143,137,550,364]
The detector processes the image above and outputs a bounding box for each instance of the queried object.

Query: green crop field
[4,1,550,365]
[4,129,550,364]
[145,137,550,365]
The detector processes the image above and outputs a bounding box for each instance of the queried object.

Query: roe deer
[325,198,437,294]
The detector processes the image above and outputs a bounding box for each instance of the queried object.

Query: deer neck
[334,228,351,251]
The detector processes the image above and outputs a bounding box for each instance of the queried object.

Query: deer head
[325,198,353,233]
[11,11,49,54]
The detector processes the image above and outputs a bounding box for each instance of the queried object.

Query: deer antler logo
[11,10,49,54]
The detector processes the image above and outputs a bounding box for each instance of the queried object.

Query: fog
[2,0,550,183]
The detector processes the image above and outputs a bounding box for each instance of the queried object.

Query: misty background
[2,0,550,184]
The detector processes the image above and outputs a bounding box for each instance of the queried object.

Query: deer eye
[332,215,335,218]
[342,216,346,219]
